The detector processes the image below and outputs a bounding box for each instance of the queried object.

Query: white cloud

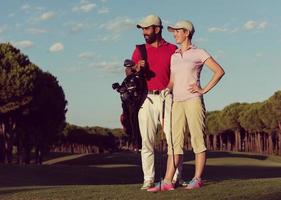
[90,61,122,73]
[39,11,56,21]
[91,34,120,42]
[64,21,92,33]
[21,4,31,11]
[244,20,268,31]
[64,60,122,73]
[99,17,134,33]
[21,4,44,13]
[208,27,239,33]
[26,28,47,35]
[78,52,96,60]
[208,20,267,34]
[71,23,85,32]
[13,40,34,49]
[64,21,94,33]
[49,42,64,53]
[72,2,96,13]
[208,27,229,33]
[98,7,109,14]
[244,20,257,30]
[257,21,267,29]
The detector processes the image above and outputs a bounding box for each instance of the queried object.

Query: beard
[144,33,157,44]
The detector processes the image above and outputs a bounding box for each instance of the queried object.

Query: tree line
[54,91,281,157]
[0,43,67,164]
[51,123,124,154]
[204,91,281,155]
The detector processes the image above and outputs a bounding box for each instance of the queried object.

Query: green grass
[0,151,281,200]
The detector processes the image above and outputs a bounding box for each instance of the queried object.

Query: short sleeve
[131,47,142,64]
[199,49,211,63]
[170,54,176,72]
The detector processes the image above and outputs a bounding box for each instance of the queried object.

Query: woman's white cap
[167,20,195,34]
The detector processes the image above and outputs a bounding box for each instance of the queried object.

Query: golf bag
[113,46,148,150]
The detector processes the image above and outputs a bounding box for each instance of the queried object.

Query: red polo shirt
[131,39,177,91]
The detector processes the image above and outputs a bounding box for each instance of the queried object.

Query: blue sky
[0,0,280,128]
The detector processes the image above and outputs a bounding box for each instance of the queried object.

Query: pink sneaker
[147,181,175,192]
[185,178,204,189]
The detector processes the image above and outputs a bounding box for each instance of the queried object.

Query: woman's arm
[189,57,225,94]
[167,72,174,90]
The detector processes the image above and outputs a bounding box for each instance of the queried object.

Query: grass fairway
[0,151,281,200]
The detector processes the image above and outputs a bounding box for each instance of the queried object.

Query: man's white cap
[137,15,162,28]
[167,20,195,34]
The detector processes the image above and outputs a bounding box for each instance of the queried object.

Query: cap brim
[167,26,176,32]
[137,24,144,28]
[137,23,162,29]
[137,23,156,28]
[167,26,186,32]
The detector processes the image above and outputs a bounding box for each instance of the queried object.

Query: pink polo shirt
[132,39,177,90]
[171,45,210,102]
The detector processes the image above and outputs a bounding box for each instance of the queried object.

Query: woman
[148,20,225,192]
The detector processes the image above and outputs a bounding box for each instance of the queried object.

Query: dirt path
[43,154,91,165]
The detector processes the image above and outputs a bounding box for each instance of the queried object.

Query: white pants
[138,92,182,182]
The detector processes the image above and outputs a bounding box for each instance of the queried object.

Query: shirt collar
[175,44,196,53]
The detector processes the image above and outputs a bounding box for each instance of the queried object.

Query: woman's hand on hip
[188,83,205,94]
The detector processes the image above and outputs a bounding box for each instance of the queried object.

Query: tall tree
[259,91,281,154]
[0,43,39,163]
[206,111,222,150]
[239,103,265,153]
[220,103,249,151]
[22,71,67,164]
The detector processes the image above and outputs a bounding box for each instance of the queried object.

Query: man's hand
[161,88,172,99]
[134,60,145,72]
[125,67,133,76]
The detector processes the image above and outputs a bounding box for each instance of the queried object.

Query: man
[131,14,184,190]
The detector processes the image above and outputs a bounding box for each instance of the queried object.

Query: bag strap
[136,44,155,80]
[136,44,147,62]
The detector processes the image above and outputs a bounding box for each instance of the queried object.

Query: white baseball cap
[137,15,162,28]
[167,20,195,35]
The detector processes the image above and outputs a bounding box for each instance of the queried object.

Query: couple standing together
[130,14,225,192]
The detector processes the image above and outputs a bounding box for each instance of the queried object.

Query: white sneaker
[140,181,154,190]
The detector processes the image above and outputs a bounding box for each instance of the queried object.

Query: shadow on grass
[50,150,269,166]
[203,165,281,181]
[205,151,268,160]
[0,151,280,189]
[0,186,56,196]
[57,151,142,166]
